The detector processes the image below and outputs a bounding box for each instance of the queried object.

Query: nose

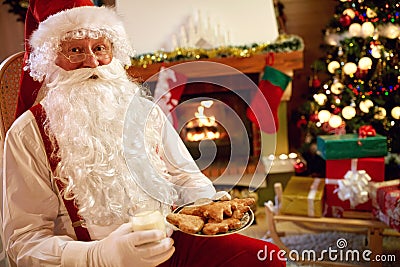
[82,52,99,68]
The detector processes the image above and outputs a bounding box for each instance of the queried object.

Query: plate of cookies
[166,197,255,237]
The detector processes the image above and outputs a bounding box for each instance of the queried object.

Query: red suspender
[30,104,92,241]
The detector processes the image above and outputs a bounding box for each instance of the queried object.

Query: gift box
[370,180,400,210]
[317,134,387,160]
[281,176,325,217]
[325,179,372,218]
[324,157,382,217]
[373,208,400,232]
[369,180,400,232]
[326,157,385,182]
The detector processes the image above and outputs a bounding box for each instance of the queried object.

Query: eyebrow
[62,39,111,49]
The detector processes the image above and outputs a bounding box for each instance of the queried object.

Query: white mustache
[46,59,127,88]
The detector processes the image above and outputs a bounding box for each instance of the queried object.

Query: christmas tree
[297,0,399,160]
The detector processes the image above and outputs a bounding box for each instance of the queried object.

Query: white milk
[130,210,166,234]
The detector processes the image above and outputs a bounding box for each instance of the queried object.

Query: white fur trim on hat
[26,6,135,82]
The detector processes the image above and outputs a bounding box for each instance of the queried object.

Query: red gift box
[370,180,400,231]
[325,179,372,217]
[326,157,385,181]
[375,183,400,214]
[373,208,400,232]
[324,158,385,217]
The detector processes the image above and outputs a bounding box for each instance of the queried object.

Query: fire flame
[185,101,221,141]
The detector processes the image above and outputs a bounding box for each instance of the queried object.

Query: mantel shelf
[128,50,303,82]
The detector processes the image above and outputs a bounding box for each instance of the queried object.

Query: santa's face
[55,37,113,71]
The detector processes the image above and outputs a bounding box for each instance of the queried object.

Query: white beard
[42,59,176,225]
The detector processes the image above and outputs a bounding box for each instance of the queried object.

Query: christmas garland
[131,34,304,68]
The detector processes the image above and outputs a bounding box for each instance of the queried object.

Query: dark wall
[282,0,338,150]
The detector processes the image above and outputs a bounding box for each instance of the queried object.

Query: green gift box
[317,134,387,160]
[280,176,325,217]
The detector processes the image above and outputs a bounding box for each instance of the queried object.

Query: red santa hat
[16,0,94,119]
[26,5,135,82]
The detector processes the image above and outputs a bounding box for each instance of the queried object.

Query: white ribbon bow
[335,159,371,208]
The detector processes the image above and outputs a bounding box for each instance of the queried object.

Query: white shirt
[2,110,216,266]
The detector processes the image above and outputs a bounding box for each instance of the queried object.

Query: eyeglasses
[59,49,112,63]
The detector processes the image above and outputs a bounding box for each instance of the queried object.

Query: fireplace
[177,82,259,163]
[146,73,264,179]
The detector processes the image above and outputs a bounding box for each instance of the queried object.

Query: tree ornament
[331,81,344,94]
[349,23,362,37]
[343,9,355,19]
[328,115,343,128]
[366,8,377,18]
[361,22,375,37]
[296,117,308,128]
[337,47,344,57]
[359,99,374,113]
[309,113,320,123]
[374,107,387,120]
[382,23,400,39]
[342,106,356,119]
[343,62,358,75]
[355,67,368,79]
[371,45,382,58]
[312,76,321,88]
[318,110,331,123]
[339,14,352,27]
[327,61,340,74]
[324,33,340,46]
[333,107,342,115]
[391,107,400,120]
[313,93,327,105]
[294,160,307,174]
[358,57,372,70]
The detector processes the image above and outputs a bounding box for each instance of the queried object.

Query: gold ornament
[374,107,387,120]
[366,8,377,18]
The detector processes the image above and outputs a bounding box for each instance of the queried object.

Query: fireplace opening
[147,73,263,177]
[175,82,260,168]
[180,100,228,142]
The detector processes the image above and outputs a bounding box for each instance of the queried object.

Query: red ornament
[294,160,307,174]
[333,107,341,114]
[296,118,307,128]
[356,68,368,79]
[312,78,321,88]
[339,14,352,27]
[310,113,319,122]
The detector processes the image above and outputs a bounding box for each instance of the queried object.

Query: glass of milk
[130,202,166,236]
